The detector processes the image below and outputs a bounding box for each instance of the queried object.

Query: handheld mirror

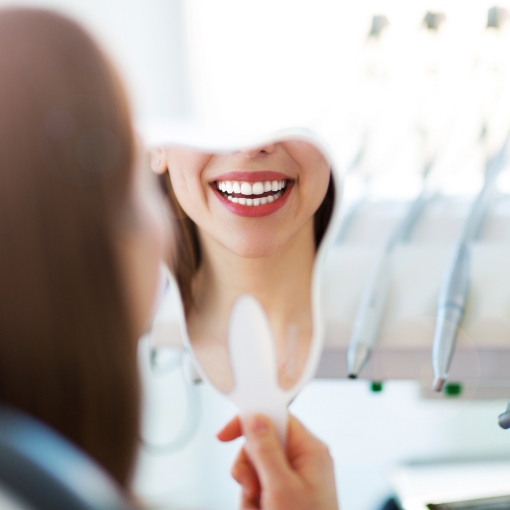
[149,128,341,442]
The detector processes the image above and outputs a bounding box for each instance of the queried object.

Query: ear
[150,148,168,174]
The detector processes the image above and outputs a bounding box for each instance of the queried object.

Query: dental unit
[431,4,510,393]
[345,10,452,379]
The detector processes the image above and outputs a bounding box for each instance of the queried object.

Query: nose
[241,143,276,158]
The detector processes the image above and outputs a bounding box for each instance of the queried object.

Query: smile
[210,172,294,218]
[215,179,287,206]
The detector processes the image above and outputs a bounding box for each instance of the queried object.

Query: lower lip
[212,183,294,218]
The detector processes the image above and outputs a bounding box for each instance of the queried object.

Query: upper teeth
[216,180,286,195]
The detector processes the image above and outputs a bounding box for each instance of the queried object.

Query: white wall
[0,0,192,122]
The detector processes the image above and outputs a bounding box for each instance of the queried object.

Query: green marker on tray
[371,381,383,393]
[444,382,462,397]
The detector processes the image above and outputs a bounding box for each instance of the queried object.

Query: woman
[0,6,165,487]
[0,7,338,509]
[151,142,335,391]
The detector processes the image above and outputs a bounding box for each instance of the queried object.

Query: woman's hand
[217,414,339,510]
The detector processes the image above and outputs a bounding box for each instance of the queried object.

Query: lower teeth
[224,190,283,205]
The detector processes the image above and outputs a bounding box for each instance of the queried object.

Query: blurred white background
[3,0,510,508]
[0,0,192,121]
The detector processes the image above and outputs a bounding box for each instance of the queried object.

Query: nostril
[242,143,276,157]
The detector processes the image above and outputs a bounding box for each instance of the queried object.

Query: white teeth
[240,182,252,195]
[217,179,288,206]
[252,182,264,195]
[228,191,281,206]
[217,180,288,195]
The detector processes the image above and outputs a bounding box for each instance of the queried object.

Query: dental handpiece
[347,248,391,378]
[431,184,497,391]
[431,241,470,391]
[347,189,433,378]
[431,132,509,391]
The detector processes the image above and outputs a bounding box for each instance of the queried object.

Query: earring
[151,152,167,174]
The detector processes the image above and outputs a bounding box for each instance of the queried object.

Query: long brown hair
[0,9,139,486]
[160,165,335,315]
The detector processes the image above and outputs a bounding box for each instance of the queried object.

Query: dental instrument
[347,161,435,378]
[346,9,451,378]
[432,130,510,391]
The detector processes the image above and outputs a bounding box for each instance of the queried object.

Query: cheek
[167,150,212,214]
[168,168,188,202]
[302,166,332,218]
[283,142,331,209]
[167,169,214,235]
[168,167,204,219]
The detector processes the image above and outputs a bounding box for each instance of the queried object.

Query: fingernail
[249,415,268,435]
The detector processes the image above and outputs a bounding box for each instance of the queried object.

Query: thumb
[244,415,291,489]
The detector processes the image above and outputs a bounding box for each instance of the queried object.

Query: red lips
[211,171,294,218]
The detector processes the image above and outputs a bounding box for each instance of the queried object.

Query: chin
[225,237,286,259]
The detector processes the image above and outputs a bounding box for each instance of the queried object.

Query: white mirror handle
[227,295,289,444]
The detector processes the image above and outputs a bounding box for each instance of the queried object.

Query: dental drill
[347,161,435,378]
[432,130,510,392]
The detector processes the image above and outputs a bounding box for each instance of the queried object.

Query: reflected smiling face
[165,141,331,258]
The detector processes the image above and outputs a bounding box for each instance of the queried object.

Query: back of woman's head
[0,8,139,486]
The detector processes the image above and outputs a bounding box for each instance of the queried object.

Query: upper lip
[209,171,293,183]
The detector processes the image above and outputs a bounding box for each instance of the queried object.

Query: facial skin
[164,141,330,259]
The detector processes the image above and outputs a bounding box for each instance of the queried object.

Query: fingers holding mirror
[151,135,337,397]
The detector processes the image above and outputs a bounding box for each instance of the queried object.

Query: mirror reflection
[151,140,335,392]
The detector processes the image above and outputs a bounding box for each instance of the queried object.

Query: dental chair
[0,405,134,510]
